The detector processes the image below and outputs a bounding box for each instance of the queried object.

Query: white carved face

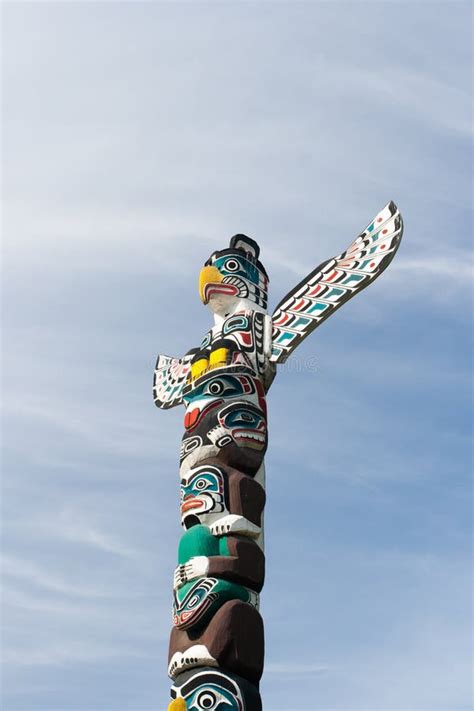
[180,465,227,529]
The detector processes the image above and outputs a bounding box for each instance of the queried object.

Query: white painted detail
[209,514,261,539]
[168,646,218,678]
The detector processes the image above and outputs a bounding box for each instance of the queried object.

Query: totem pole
[154,202,403,710]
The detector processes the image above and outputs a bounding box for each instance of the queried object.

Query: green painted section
[173,576,256,631]
[176,577,251,607]
[178,524,230,564]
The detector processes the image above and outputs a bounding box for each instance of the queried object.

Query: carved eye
[194,478,209,490]
[208,380,224,395]
[191,689,232,710]
[196,692,216,708]
[186,680,240,710]
[224,258,240,272]
[188,594,200,608]
[203,378,240,399]
[233,411,255,423]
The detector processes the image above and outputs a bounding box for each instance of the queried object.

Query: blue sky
[2,2,472,710]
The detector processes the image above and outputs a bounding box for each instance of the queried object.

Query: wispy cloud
[265,662,330,676]
[323,63,472,136]
[2,1,471,709]
[3,556,122,598]
[391,253,474,282]
[5,511,143,560]
[2,642,151,667]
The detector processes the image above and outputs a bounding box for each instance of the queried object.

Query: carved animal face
[215,402,267,450]
[199,234,268,314]
[173,578,219,630]
[179,462,265,536]
[184,372,258,408]
[180,400,268,475]
[172,577,257,631]
[180,465,227,527]
[170,670,245,711]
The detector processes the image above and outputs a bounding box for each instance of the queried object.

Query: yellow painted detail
[209,347,229,369]
[199,266,223,304]
[168,699,187,711]
[191,357,209,380]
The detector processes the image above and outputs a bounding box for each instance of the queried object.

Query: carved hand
[173,556,210,590]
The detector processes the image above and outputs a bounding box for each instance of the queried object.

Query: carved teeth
[235,432,265,441]
[168,646,217,678]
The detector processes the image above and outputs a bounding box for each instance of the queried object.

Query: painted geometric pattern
[153,353,194,410]
[154,311,271,410]
[270,201,404,363]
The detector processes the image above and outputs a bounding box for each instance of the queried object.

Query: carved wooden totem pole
[154,202,403,710]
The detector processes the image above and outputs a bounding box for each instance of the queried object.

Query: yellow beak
[199,265,223,304]
[168,698,187,711]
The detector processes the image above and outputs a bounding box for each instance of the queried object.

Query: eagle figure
[154,201,403,414]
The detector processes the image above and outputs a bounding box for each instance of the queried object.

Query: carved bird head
[170,668,248,711]
[199,234,268,316]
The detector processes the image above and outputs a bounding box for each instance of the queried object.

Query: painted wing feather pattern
[270,201,404,363]
[153,353,194,409]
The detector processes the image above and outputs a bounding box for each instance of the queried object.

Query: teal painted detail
[342,273,364,285]
[213,254,259,286]
[183,372,255,406]
[223,315,249,334]
[291,316,312,330]
[360,259,375,270]
[178,524,229,564]
[183,681,242,710]
[173,575,257,631]
[307,302,328,315]
[326,287,345,299]
[277,332,296,344]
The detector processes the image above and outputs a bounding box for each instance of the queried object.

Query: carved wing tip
[155,353,173,370]
[387,200,404,224]
[389,202,404,242]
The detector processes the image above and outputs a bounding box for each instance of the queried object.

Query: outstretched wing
[153,352,195,409]
[271,201,403,363]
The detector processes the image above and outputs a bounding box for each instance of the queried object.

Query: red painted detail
[382,229,388,234]
[238,376,253,395]
[307,284,323,297]
[326,269,339,282]
[294,298,307,311]
[240,332,252,346]
[184,399,223,431]
[184,408,200,430]
[204,283,239,302]
[274,312,290,326]
[181,497,204,513]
